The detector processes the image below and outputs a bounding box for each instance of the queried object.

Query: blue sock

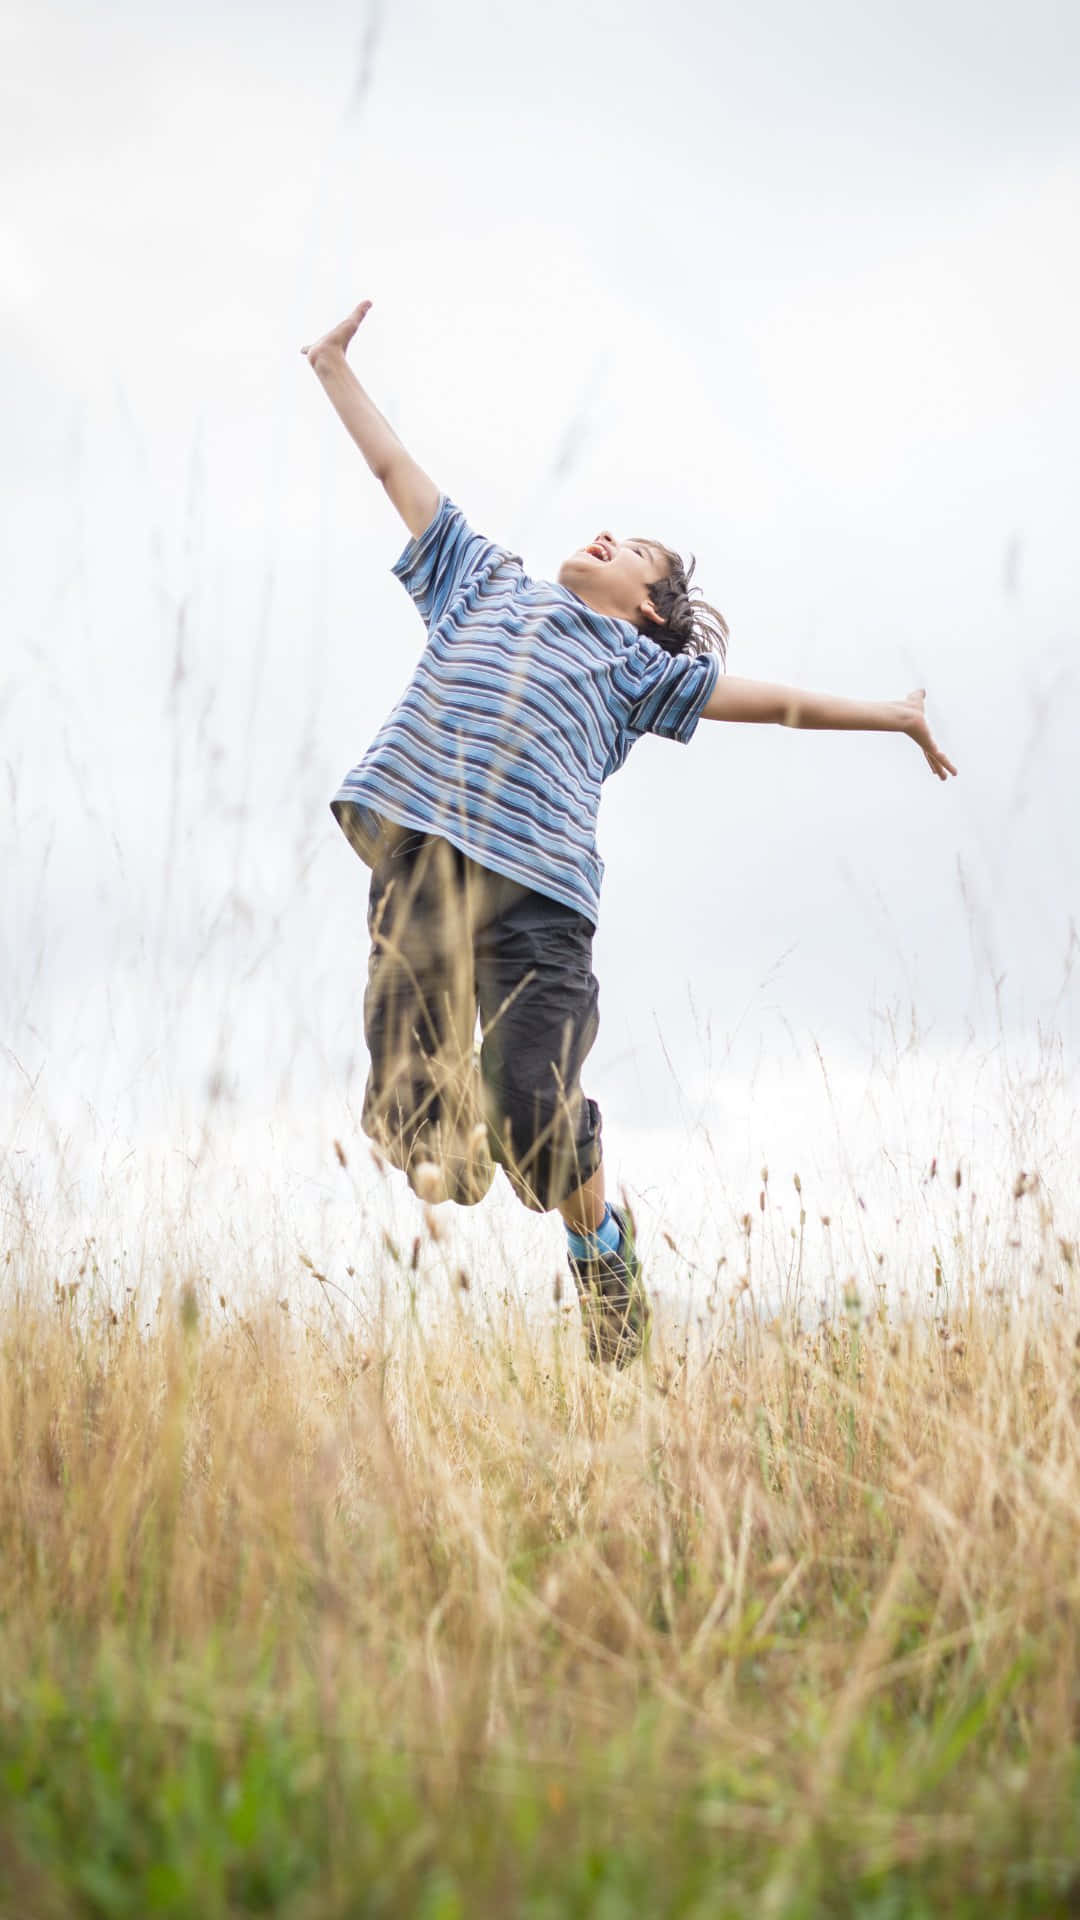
[566,1202,620,1261]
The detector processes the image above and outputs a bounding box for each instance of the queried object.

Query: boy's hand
[300,297,439,538]
[899,689,957,781]
[301,300,373,371]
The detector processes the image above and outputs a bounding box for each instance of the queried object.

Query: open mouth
[585,541,612,562]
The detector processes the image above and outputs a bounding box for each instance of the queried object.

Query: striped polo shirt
[331,495,719,926]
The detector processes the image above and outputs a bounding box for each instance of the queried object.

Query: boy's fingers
[300,301,371,358]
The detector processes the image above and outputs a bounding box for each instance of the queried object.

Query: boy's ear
[641,595,666,626]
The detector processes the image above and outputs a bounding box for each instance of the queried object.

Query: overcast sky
[3,0,1079,1159]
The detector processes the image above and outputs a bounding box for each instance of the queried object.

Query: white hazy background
[3,0,1078,1314]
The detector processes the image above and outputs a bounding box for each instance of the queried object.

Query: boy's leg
[558,1163,607,1235]
[474,885,649,1365]
[474,888,603,1216]
[361,828,494,1205]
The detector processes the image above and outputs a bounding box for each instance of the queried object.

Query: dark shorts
[359,820,603,1211]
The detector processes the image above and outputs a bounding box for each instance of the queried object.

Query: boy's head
[557,531,728,664]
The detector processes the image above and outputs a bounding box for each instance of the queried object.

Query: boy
[303,299,957,1368]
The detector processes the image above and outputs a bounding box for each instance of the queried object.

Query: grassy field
[2,1153,1080,1918]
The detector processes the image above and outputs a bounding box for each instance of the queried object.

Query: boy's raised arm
[703,676,957,781]
[301,300,440,541]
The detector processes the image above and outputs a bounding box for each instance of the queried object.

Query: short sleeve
[614,634,720,744]
[391,494,503,630]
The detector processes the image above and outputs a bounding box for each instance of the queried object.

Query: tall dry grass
[2,1158,1079,1914]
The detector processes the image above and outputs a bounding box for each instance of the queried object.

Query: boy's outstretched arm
[301,300,439,539]
[703,677,957,781]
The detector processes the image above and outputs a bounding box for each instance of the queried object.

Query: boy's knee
[483,1078,601,1214]
[362,1093,495,1208]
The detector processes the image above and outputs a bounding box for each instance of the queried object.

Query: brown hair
[633,539,729,667]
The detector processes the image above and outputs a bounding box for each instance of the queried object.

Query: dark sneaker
[567,1203,651,1368]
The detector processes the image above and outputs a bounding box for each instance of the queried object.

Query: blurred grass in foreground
[2,1182,1080,1918]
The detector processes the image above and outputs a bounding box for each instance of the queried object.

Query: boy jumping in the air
[303,299,957,1369]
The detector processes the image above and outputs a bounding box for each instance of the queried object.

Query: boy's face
[557,531,667,630]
